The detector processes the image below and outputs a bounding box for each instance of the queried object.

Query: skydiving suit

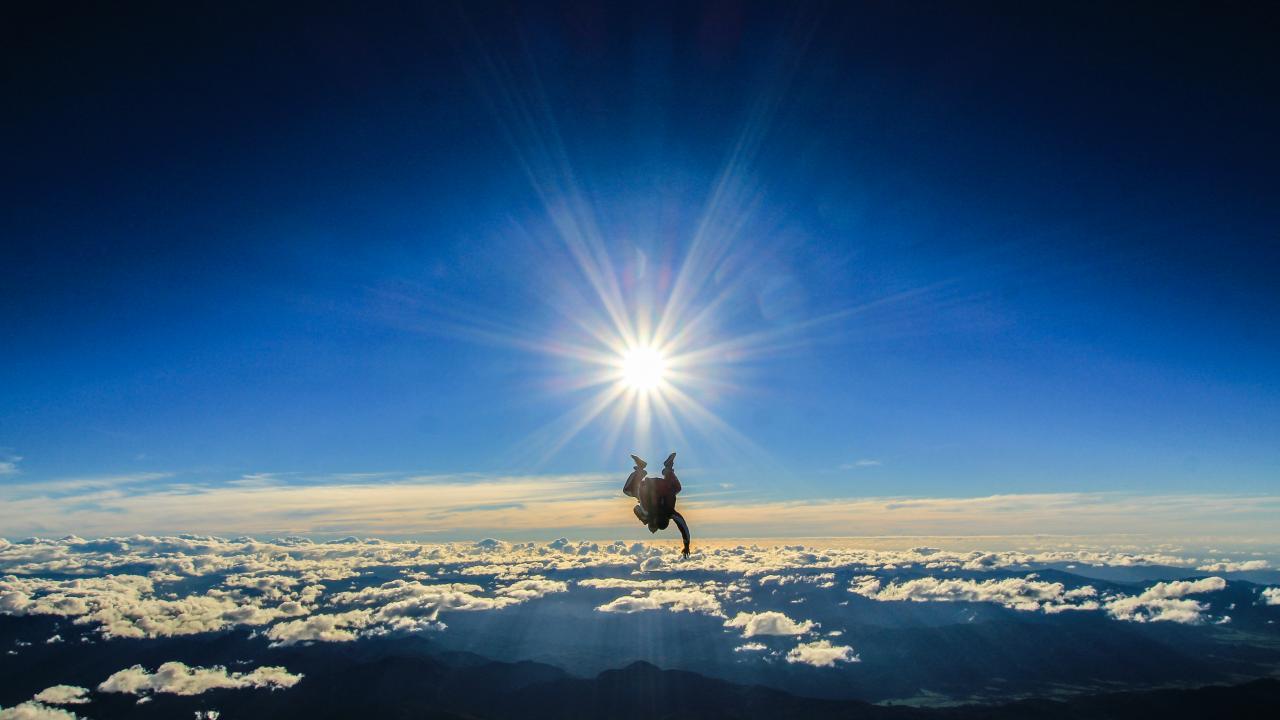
[624,452,690,555]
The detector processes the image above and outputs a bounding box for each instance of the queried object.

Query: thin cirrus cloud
[0,472,1276,540]
[0,454,21,476]
[839,459,882,469]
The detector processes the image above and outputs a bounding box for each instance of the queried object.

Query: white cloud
[595,586,725,616]
[320,577,568,636]
[0,702,82,719]
[0,539,615,644]
[98,662,302,696]
[839,459,881,469]
[735,642,767,652]
[265,610,373,646]
[222,600,311,626]
[0,455,20,476]
[848,575,1099,613]
[0,532,1265,673]
[757,573,836,588]
[495,577,568,600]
[1260,587,1280,605]
[30,687,88,706]
[0,467,1277,540]
[0,472,620,537]
[330,580,487,607]
[223,574,300,598]
[1196,560,1269,572]
[724,611,815,637]
[1105,577,1227,624]
[785,639,858,667]
[578,578,677,590]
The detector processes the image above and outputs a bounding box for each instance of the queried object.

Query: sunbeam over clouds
[4,1,1280,717]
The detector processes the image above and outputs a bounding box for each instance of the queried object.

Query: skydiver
[623,452,690,556]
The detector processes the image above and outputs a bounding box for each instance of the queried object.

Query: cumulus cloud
[265,610,373,646]
[578,578,673,590]
[848,575,1099,613]
[0,702,82,719]
[0,532,1265,673]
[848,572,1233,624]
[585,576,745,617]
[758,573,836,589]
[0,539,588,644]
[223,574,300,598]
[0,534,1221,588]
[1105,577,1227,624]
[1261,587,1280,606]
[318,577,569,637]
[595,587,724,616]
[495,577,568,600]
[0,571,318,639]
[98,662,302,696]
[724,611,815,637]
[30,687,88,706]
[785,639,858,667]
[1196,560,1269,572]
[221,600,310,626]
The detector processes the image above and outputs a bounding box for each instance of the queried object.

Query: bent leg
[633,504,648,525]
[670,511,690,555]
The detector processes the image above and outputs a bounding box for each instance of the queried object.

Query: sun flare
[619,345,667,392]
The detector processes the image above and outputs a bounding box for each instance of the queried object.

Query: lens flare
[620,346,666,392]
[410,35,920,469]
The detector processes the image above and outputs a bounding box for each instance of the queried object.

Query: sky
[2,1,1278,539]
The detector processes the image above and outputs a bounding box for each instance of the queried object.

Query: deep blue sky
[3,1,1278,507]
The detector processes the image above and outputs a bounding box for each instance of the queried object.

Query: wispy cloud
[0,473,174,501]
[838,459,881,469]
[0,471,1277,541]
[692,492,1280,541]
[0,453,22,476]
[0,472,616,537]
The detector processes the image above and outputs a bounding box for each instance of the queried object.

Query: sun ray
[443,6,855,470]
[518,381,631,467]
[658,382,777,472]
[649,392,692,457]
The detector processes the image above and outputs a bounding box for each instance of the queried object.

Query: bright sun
[620,346,667,392]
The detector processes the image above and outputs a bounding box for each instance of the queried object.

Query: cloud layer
[98,662,302,696]
[0,534,1273,715]
[0,471,1277,540]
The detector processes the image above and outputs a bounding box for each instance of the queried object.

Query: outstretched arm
[670,510,690,556]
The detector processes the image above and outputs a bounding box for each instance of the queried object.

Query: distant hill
[67,642,1279,720]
